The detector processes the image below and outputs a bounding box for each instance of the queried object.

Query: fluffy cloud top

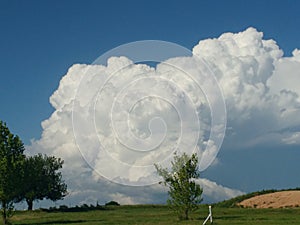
[194,28,300,149]
[27,27,300,206]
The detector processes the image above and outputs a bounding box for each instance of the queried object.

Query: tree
[155,152,203,220]
[23,154,67,210]
[0,121,25,224]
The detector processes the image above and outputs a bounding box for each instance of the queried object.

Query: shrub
[105,201,120,206]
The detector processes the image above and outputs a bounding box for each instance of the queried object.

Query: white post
[203,205,213,225]
[209,205,212,223]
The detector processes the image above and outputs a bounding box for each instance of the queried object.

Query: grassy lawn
[8,205,300,225]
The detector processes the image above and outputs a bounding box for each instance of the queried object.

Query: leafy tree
[105,201,120,206]
[23,154,67,210]
[155,152,203,220]
[0,121,25,224]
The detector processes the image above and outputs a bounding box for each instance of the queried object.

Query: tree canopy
[0,120,67,223]
[0,121,25,224]
[155,152,203,220]
[23,154,67,210]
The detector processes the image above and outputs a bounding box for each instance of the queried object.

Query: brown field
[239,191,300,208]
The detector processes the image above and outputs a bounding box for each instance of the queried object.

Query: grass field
[8,205,300,225]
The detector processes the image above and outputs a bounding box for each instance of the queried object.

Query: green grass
[7,205,300,225]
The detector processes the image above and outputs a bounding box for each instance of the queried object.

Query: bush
[105,201,120,206]
[59,205,68,210]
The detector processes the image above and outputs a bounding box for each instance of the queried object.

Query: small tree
[23,154,67,210]
[155,152,203,220]
[0,121,25,224]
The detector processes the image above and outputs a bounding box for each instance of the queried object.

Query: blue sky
[1,0,300,206]
[1,0,300,144]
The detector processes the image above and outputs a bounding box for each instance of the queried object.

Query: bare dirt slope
[239,191,300,208]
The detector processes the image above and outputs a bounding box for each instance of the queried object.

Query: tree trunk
[2,211,7,225]
[2,201,7,225]
[184,208,188,220]
[3,216,7,225]
[26,199,33,211]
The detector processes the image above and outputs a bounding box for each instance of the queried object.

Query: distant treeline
[41,201,120,212]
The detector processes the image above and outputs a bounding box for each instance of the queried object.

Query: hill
[215,188,300,208]
[239,190,300,208]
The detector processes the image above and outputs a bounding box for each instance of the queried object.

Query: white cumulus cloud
[27,27,300,206]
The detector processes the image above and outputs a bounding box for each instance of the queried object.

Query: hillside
[215,188,300,208]
[238,191,300,208]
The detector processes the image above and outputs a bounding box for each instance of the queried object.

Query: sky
[1,0,300,207]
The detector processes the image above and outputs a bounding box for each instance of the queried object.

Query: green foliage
[0,119,68,223]
[105,201,120,206]
[155,153,203,220]
[42,203,106,212]
[0,121,25,224]
[22,154,68,210]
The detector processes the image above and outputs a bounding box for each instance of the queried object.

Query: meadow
[9,205,300,225]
